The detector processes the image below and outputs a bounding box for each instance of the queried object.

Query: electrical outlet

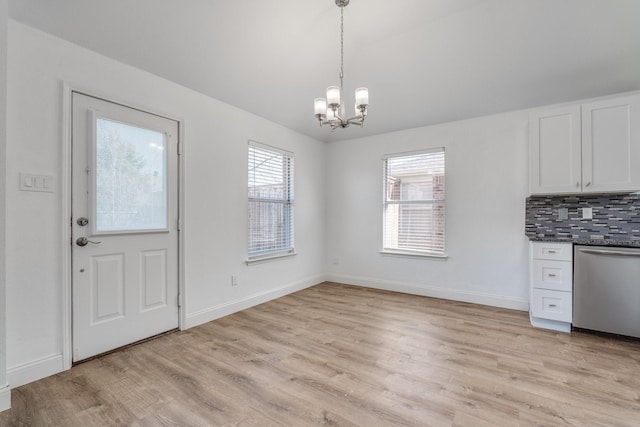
[582,207,593,220]
[558,208,568,220]
[231,275,238,286]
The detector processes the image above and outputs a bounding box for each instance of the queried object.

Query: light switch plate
[20,173,55,193]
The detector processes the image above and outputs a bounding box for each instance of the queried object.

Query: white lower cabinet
[530,242,573,332]
[531,288,572,323]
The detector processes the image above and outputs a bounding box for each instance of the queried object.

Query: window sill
[246,251,297,265]
[380,249,448,260]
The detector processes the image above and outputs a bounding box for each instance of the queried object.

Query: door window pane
[95,117,167,232]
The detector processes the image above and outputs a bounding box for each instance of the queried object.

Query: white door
[72,92,180,362]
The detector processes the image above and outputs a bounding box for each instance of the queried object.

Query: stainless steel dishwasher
[573,245,640,338]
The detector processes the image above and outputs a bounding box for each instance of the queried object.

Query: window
[383,148,445,256]
[247,141,294,260]
[94,117,168,233]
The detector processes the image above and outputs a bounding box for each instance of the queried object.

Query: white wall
[326,112,530,309]
[6,20,326,387]
[2,17,552,392]
[0,0,9,412]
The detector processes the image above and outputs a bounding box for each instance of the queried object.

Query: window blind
[383,148,445,255]
[248,141,294,259]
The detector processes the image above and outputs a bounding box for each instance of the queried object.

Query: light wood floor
[2,282,640,426]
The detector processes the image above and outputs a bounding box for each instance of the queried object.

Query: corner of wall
[0,0,10,413]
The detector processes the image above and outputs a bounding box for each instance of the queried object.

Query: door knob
[76,217,89,226]
[76,237,101,247]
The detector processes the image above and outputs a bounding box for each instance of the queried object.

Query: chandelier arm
[345,116,364,123]
[346,117,365,127]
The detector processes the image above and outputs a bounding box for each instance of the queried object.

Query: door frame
[61,82,186,370]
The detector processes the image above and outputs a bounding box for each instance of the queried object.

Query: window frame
[381,148,446,259]
[246,140,295,264]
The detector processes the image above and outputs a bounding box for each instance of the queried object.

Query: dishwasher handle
[578,248,640,257]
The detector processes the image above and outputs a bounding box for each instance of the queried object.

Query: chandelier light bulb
[355,87,369,108]
[326,86,341,108]
[314,98,327,116]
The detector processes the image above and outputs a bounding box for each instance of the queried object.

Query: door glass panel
[95,117,167,232]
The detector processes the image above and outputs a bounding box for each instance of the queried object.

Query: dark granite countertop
[526,235,640,247]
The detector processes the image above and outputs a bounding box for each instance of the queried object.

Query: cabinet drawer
[532,242,572,261]
[532,259,573,291]
[531,289,572,322]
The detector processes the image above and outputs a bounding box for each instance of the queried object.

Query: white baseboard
[7,354,65,389]
[184,274,326,329]
[326,273,529,311]
[530,315,571,333]
[0,385,10,412]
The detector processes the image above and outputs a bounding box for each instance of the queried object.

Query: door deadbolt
[76,237,101,247]
[77,217,89,226]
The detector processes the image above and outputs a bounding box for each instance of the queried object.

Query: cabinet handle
[586,181,591,187]
[548,304,557,308]
[576,181,580,187]
[579,248,640,257]
[547,273,557,277]
[547,250,556,254]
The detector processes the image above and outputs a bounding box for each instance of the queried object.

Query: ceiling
[8,0,640,142]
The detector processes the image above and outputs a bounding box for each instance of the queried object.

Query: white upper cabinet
[529,93,640,195]
[530,106,582,194]
[582,96,640,193]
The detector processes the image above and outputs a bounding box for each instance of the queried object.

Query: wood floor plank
[1,281,640,426]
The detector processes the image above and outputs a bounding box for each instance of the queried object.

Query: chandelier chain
[340,3,344,100]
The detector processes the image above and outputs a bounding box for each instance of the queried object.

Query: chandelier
[314,0,369,129]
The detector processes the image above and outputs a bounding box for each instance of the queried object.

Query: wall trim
[7,354,64,389]
[326,273,529,311]
[0,385,10,412]
[185,274,326,329]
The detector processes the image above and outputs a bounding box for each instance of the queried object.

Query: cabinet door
[531,289,572,322]
[582,94,640,193]
[532,259,573,292]
[529,106,582,195]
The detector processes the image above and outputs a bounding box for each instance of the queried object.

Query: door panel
[72,92,179,362]
[91,254,125,324]
[140,249,168,311]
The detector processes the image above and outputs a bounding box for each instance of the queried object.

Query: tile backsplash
[525,193,640,245]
